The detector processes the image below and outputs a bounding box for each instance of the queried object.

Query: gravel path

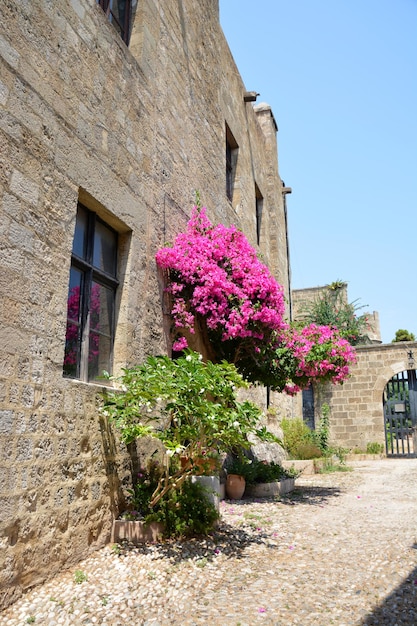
[1,458,417,625]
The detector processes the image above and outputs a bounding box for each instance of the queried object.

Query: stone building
[292,283,381,344]
[292,285,417,456]
[0,0,292,607]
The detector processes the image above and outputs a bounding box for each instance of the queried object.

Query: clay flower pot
[180,455,219,475]
[225,473,246,499]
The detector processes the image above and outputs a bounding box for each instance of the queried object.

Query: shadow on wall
[361,554,417,624]
[98,416,126,518]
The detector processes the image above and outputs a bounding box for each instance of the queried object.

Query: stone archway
[314,342,417,451]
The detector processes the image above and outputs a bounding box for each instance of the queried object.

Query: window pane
[73,206,88,259]
[88,282,114,380]
[66,268,83,323]
[63,268,84,378]
[93,220,117,275]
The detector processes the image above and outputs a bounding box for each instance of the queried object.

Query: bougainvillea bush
[156,206,356,392]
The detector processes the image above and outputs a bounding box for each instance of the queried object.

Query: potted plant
[244,459,298,497]
[101,351,280,533]
[224,456,253,500]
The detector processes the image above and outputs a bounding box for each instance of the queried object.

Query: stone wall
[313,342,417,450]
[0,0,291,607]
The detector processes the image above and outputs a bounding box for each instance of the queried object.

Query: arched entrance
[383,369,417,457]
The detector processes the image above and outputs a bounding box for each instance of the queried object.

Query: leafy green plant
[146,478,219,538]
[366,442,384,454]
[280,417,319,459]
[392,329,415,342]
[224,456,253,478]
[123,459,165,519]
[73,570,88,584]
[299,281,371,346]
[312,403,330,453]
[102,351,279,508]
[315,458,352,473]
[291,441,323,460]
[245,459,298,484]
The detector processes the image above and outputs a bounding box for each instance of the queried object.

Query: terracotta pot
[225,474,246,499]
[180,455,219,475]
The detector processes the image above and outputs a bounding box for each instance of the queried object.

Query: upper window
[226,125,238,203]
[97,0,132,45]
[64,204,119,382]
[255,183,263,246]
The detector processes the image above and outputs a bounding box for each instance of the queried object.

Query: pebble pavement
[1,459,417,626]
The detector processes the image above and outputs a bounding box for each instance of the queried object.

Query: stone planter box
[190,475,221,511]
[111,520,164,544]
[245,477,295,498]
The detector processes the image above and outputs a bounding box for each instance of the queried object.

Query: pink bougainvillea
[156,206,286,348]
[156,206,356,392]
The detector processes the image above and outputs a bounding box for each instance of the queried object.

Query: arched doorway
[383,369,417,457]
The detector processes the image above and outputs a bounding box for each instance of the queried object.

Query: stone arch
[372,359,411,404]
[321,342,417,450]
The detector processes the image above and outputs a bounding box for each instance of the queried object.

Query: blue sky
[220,0,417,344]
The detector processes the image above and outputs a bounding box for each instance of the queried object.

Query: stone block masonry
[0,0,292,608]
[314,342,417,450]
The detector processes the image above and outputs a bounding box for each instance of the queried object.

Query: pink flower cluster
[156,207,286,350]
[279,323,357,394]
[156,206,356,390]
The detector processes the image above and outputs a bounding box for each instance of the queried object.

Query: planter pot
[111,520,164,544]
[245,478,295,498]
[225,474,246,499]
[190,475,221,511]
[180,456,219,475]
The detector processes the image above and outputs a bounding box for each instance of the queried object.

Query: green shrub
[312,403,330,453]
[244,459,297,484]
[291,441,323,460]
[366,442,384,454]
[147,479,219,538]
[281,417,314,458]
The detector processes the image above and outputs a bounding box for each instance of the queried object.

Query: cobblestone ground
[1,459,417,625]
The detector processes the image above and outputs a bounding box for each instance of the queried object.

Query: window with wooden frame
[97,0,132,45]
[226,125,238,203]
[64,203,119,382]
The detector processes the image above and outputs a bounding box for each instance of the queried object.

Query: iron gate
[384,369,417,457]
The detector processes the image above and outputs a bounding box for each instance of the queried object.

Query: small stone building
[292,286,417,455]
[0,0,292,608]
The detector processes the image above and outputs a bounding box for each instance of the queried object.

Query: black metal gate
[383,369,417,457]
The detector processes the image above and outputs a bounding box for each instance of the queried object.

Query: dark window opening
[302,385,315,430]
[226,125,238,203]
[255,183,263,245]
[64,203,119,382]
[98,0,132,45]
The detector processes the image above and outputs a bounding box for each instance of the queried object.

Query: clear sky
[220,0,417,344]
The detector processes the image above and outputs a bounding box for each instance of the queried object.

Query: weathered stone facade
[0,0,292,608]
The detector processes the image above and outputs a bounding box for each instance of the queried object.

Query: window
[97,0,132,45]
[226,125,238,203]
[255,183,263,245]
[64,203,119,382]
